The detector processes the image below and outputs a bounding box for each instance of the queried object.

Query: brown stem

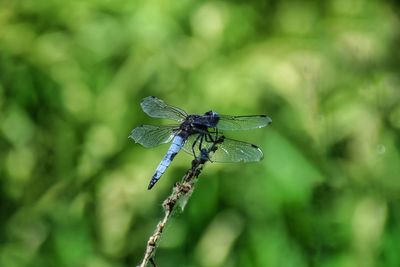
[138,158,206,267]
[138,137,223,267]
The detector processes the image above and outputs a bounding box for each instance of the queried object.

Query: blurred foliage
[1,0,400,267]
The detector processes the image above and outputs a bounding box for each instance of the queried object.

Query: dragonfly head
[204,110,218,117]
[203,110,220,127]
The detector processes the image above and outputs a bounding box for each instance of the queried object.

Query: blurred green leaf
[1,0,400,267]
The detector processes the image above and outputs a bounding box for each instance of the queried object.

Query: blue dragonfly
[130,96,272,189]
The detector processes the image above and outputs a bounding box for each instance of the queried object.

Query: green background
[1,0,400,266]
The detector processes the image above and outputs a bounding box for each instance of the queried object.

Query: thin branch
[138,137,223,267]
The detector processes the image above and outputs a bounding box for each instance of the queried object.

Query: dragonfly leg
[191,134,202,158]
[202,134,219,162]
[207,128,219,142]
[204,128,219,143]
[198,134,205,151]
[198,134,212,162]
[215,128,219,139]
[205,131,216,143]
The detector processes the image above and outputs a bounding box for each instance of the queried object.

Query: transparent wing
[140,96,188,122]
[129,124,178,148]
[182,134,200,155]
[217,115,272,131]
[182,135,264,163]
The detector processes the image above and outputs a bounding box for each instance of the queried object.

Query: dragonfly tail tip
[147,179,157,190]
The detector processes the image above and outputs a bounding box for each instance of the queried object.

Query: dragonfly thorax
[178,111,219,135]
[202,110,220,127]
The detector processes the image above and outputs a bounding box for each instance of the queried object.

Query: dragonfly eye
[204,110,219,117]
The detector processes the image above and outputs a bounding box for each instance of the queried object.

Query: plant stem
[138,136,223,267]
[138,157,207,267]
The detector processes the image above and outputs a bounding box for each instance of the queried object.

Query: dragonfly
[130,96,272,189]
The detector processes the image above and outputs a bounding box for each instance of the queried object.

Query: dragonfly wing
[217,115,272,131]
[141,96,188,122]
[210,137,264,163]
[182,135,264,163]
[129,125,177,148]
[182,134,200,156]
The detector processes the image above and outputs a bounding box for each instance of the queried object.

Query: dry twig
[138,138,222,267]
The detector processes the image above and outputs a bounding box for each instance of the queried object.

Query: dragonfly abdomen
[147,135,185,189]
